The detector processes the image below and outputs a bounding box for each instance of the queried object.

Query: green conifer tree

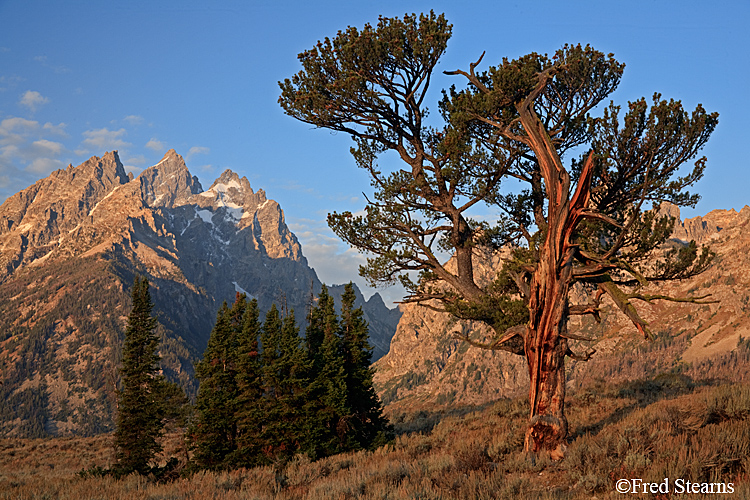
[114,276,166,474]
[257,305,309,463]
[338,283,392,449]
[233,297,266,467]
[191,300,242,470]
[303,286,350,458]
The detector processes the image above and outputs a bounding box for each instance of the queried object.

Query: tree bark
[523,242,572,459]
[512,90,597,458]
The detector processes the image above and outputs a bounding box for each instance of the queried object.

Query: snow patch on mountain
[232,281,255,299]
[195,208,214,225]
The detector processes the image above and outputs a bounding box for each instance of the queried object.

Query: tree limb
[452,324,526,355]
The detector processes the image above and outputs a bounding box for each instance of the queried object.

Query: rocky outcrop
[663,201,750,244]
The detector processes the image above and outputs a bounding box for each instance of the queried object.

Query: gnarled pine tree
[279,12,718,458]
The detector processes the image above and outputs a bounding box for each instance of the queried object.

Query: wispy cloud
[0,116,69,200]
[31,139,65,156]
[287,216,383,298]
[123,115,144,125]
[82,127,130,151]
[186,146,209,160]
[19,90,49,112]
[27,157,64,174]
[33,55,70,74]
[279,180,316,194]
[145,138,164,152]
[0,117,39,139]
[123,154,150,166]
[123,164,144,178]
[0,75,23,92]
[42,122,67,137]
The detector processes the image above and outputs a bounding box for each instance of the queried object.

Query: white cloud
[42,121,67,137]
[123,115,144,125]
[145,138,164,152]
[82,128,130,151]
[186,146,209,160]
[19,90,49,112]
[124,154,149,166]
[0,117,39,136]
[26,157,64,174]
[31,139,64,156]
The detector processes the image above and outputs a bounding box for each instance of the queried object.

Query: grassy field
[1,372,749,499]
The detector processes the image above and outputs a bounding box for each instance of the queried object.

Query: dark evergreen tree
[302,286,347,458]
[338,283,392,449]
[191,289,390,469]
[257,305,309,463]
[232,297,265,467]
[114,276,166,474]
[191,300,241,469]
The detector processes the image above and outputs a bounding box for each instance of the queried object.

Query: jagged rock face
[666,202,750,244]
[138,150,203,208]
[0,150,399,437]
[0,152,130,277]
[375,203,750,412]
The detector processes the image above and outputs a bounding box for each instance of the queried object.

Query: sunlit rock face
[0,149,399,437]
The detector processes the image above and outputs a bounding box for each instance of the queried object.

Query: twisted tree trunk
[515,95,596,459]
[524,242,575,459]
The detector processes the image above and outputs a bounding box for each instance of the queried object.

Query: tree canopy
[279,12,718,457]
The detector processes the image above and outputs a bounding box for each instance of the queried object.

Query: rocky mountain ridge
[374,202,750,412]
[0,150,399,437]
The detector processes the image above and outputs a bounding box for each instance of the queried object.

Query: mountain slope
[0,150,399,437]
[374,203,750,412]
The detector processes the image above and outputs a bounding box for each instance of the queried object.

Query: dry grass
[2,374,749,499]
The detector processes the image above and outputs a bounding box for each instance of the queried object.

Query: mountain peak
[209,169,254,196]
[58,150,128,186]
[138,150,202,208]
[199,169,267,214]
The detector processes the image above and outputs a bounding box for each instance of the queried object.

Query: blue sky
[1,0,748,305]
